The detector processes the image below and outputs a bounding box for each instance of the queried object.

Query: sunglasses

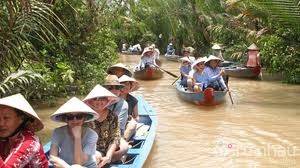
[65,114,84,121]
[106,85,122,90]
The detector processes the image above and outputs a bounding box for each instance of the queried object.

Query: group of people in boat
[179,53,227,92]
[0,63,141,168]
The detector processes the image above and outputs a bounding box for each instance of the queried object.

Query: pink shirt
[0,129,48,168]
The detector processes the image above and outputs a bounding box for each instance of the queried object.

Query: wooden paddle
[224,75,234,104]
[171,76,181,85]
[151,63,179,78]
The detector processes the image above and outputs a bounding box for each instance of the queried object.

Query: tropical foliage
[1,0,299,102]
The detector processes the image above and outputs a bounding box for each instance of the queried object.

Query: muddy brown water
[37,54,300,167]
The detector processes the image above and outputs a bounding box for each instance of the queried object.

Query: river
[37,54,300,168]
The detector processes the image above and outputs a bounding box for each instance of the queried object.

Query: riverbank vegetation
[1,0,299,103]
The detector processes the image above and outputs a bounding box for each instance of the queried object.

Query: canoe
[43,95,158,168]
[164,54,182,62]
[175,80,227,106]
[133,67,163,80]
[223,65,261,79]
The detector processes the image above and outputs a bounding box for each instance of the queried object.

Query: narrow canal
[38,54,300,167]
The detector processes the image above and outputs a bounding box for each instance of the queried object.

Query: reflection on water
[37,54,300,167]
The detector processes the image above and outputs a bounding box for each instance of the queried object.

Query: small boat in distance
[43,95,158,168]
[133,66,164,80]
[223,65,262,79]
[164,54,183,62]
[175,80,227,106]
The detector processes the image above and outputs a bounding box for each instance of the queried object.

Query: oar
[224,75,234,105]
[171,76,181,85]
[151,63,179,78]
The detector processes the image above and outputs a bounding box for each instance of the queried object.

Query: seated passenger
[165,43,175,55]
[182,46,196,63]
[119,75,140,141]
[107,63,132,77]
[203,55,227,91]
[83,85,122,167]
[49,97,99,168]
[187,57,207,92]
[137,46,158,70]
[179,57,192,87]
[0,93,48,167]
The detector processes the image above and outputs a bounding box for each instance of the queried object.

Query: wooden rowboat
[133,67,163,80]
[175,80,227,106]
[223,65,261,79]
[43,95,157,168]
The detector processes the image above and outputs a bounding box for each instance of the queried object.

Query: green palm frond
[0,70,44,97]
[251,0,300,29]
[0,0,67,79]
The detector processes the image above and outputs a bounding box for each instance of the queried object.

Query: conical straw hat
[51,97,99,123]
[141,47,154,57]
[0,93,44,132]
[247,44,259,50]
[83,84,119,106]
[212,44,221,50]
[119,75,139,92]
[179,57,192,63]
[103,75,124,88]
[107,63,132,77]
[192,57,207,69]
[205,55,222,64]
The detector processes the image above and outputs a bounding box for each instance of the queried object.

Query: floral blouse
[0,129,48,168]
[92,112,121,155]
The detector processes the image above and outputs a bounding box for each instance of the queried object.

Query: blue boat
[175,80,227,106]
[43,95,158,168]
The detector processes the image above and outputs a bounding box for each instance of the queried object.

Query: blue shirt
[180,65,191,80]
[203,66,227,90]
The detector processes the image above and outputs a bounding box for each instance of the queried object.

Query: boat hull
[175,81,227,106]
[223,66,261,78]
[164,54,182,62]
[134,67,163,80]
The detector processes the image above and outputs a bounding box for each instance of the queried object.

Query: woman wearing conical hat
[203,55,227,91]
[137,45,159,70]
[107,63,132,78]
[49,97,99,168]
[83,85,121,167]
[0,93,48,167]
[103,75,130,163]
[119,75,140,141]
[187,57,208,92]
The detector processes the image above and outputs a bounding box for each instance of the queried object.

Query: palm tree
[0,0,67,81]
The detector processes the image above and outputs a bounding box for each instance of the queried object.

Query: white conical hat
[83,84,119,105]
[179,57,192,63]
[192,57,207,69]
[119,75,139,92]
[107,63,132,77]
[141,47,154,57]
[51,97,99,123]
[205,55,222,64]
[212,44,221,50]
[248,44,259,50]
[0,93,44,132]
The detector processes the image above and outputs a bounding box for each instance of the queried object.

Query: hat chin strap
[0,118,30,141]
